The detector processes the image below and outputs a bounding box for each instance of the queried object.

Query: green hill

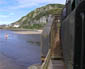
[11,4,64,29]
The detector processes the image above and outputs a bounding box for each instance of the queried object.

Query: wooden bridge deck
[48,60,65,69]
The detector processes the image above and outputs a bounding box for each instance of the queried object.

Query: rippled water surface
[0,30,41,69]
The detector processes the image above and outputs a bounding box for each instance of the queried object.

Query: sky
[0,0,66,25]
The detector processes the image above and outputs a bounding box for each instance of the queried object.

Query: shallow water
[0,30,41,69]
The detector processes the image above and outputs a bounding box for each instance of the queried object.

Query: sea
[0,29,41,69]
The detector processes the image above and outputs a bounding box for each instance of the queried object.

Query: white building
[13,24,20,28]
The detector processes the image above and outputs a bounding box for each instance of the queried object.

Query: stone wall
[41,15,54,58]
[41,14,61,60]
[50,15,62,59]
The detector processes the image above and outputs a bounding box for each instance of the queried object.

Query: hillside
[11,4,64,29]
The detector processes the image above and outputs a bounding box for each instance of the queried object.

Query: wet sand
[14,30,43,35]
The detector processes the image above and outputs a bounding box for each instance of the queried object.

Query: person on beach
[5,34,8,40]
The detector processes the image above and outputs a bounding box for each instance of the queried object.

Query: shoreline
[14,30,43,35]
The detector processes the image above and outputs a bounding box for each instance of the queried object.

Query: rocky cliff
[11,4,64,29]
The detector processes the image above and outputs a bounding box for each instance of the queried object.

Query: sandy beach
[14,30,43,35]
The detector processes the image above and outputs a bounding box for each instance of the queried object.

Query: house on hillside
[13,24,20,28]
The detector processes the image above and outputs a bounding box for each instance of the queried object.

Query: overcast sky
[0,0,66,25]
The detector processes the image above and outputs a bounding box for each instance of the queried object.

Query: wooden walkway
[48,60,65,69]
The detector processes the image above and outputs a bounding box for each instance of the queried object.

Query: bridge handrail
[41,49,51,69]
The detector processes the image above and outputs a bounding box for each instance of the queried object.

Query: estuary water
[0,30,41,69]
